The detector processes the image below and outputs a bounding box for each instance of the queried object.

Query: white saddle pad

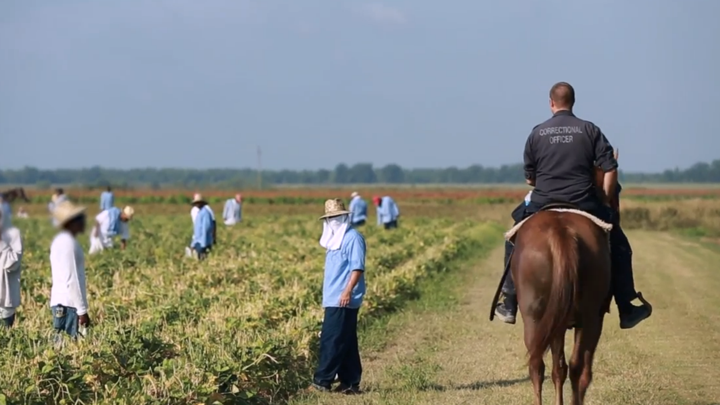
[504,208,613,242]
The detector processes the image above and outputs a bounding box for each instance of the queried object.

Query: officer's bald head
[549,82,575,110]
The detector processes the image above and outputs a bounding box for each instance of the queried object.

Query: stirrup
[637,292,653,316]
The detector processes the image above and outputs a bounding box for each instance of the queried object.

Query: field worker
[0,208,23,328]
[100,186,114,211]
[48,190,68,226]
[494,82,652,330]
[90,206,135,253]
[16,207,29,219]
[311,198,366,395]
[348,192,367,226]
[189,194,214,261]
[190,193,217,244]
[373,195,400,229]
[49,201,90,339]
[222,193,242,226]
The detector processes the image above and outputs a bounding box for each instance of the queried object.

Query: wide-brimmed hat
[319,198,351,220]
[122,206,135,219]
[191,193,206,204]
[350,191,359,198]
[52,201,86,227]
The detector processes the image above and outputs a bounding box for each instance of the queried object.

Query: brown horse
[0,187,30,203]
[511,208,612,405]
[511,149,619,405]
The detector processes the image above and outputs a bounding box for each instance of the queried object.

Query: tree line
[1,160,719,189]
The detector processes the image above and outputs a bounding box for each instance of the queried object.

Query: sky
[1,0,719,172]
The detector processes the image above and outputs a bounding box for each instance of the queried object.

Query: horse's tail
[528,222,580,362]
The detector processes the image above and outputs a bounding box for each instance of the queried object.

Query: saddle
[504,202,613,243]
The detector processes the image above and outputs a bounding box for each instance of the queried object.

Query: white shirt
[50,231,88,315]
[95,210,130,248]
[191,205,215,223]
[0,226,22,318]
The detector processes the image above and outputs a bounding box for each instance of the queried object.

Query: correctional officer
[494,82,652,330]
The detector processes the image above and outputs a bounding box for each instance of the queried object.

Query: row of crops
[24,194,519,205]
[0,214,502,404]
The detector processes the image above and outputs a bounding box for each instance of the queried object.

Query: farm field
[2,188,720,404]
[15,184,720,208]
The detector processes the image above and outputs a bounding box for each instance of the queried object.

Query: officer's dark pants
[502,201,637,311]
[313,307,362,388]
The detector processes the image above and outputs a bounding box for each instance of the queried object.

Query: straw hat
[122,206,135,219]
[52,201,86,227]
[191,193,206,204]
[319,198,351,220]
[350,191,359,198]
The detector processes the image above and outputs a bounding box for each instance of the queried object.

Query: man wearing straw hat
[190,193,217,245]
[49,201,90,339]
[89,205,135,253]
[188,194,215,260]
[311,198,366,395]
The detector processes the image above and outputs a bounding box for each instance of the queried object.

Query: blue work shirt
[192,206,214,249]
[348,196,368,224]
[322,229,366,308]
[376,196,399,225]
[222,199,242,224]
[100,191,114,211]
[105,207,121,236]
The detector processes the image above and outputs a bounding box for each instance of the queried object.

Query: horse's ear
[613,148,619,161]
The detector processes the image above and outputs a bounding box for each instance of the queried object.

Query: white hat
[52,201,87,227]
[122,206,135,219]
[191,193,206,204]
[350,191,359,198]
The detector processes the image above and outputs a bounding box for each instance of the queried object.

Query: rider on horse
[494,82,652,330]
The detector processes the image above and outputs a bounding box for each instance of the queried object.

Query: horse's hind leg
[569,319,603,405]
[524,321,545,405]
[550,332,568,405]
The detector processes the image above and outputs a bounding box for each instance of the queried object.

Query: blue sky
[1,0,718,172]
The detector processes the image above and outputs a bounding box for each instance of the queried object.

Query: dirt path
[293,231,720,405]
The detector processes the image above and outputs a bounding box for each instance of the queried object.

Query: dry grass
[293,231,720,405]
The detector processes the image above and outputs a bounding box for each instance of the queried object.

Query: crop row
[0,214,502,404]
[18,193,719,210]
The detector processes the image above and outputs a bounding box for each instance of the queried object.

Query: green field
[1,196,719,404]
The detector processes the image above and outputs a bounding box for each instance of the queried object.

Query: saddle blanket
[504,208,613,242]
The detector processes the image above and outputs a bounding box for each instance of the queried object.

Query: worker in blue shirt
[312,199,366,395]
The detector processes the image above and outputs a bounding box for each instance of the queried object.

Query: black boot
[495,294,517,324]
[495,241,517,324]
[610,225,652,329]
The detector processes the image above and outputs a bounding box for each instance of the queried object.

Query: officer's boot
[495,241,518,324]
[610,228,652,329]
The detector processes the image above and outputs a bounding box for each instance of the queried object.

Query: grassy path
[292,231,720,405]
